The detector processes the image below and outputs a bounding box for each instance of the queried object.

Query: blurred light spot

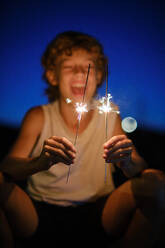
[121,117,137,133]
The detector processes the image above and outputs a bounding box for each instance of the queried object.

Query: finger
[105,140,133,155]
[44,145,74,164]
[46,152,73,166]
[106,156,129,164]
[52,136,76,153]
[45,138,76,159]
[103,148,132,160]
[105,152,131,163]
[103,135,127,149]
[45,138,66,150]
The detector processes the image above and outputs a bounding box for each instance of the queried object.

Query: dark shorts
[30,195,115,246]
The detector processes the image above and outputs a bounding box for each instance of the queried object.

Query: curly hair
[41,30,108,102]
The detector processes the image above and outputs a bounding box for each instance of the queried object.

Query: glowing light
[75,102,88,120]
[121,117,137,133]
[97,94,120,114]
[66,98,72,104]
[65,99,88,121]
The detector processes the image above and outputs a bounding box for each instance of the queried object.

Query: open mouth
[71,81,86,96]
[71,86,85,95]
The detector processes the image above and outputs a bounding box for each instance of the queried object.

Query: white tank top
[27,100,117,206]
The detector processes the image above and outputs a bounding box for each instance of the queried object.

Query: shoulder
[7,106,45,157]
[23,106,44,126]
[24,105,44,120]
[19,105,45,139]
[22,101,57,132]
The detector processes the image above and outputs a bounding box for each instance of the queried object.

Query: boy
[0,31,165,248]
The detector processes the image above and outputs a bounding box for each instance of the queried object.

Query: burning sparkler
[66,64,91,183]
[97,64,120,182]
[97,94,120,114]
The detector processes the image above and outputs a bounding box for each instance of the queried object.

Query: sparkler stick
[66,64,91,183]
[74,64,90,146]
[104,63,108,183]
[97,64,120,182]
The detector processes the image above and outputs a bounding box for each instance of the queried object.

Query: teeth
[72,84,85,88]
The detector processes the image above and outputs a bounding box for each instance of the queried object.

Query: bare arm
[103,114,148,178]
[0,107,76,180]
[0,107,46,180]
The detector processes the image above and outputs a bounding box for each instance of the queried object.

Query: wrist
[118,159,134,178]
[35,156,54,171]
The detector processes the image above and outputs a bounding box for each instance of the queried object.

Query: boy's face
[54,49,101,103]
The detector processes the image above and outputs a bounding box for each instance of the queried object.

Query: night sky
[1,0,164,133]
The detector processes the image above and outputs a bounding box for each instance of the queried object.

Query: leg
[0,172,38,247]
[0,208,13,248]
[101,169,165,248]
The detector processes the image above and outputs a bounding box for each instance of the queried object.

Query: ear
[46,70,58,86]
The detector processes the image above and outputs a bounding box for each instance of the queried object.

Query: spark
[75,102,88,121]
[65,99,88,121]
[97,94,120,115]
[98,94,112,114]
[66,98,72,104]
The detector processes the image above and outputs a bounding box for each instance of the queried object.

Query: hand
[103,135,133,167]
[40,136,76,168]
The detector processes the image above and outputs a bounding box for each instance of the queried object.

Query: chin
[72,95,85,102]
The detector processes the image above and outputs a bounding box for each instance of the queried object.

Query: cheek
[90,72,99,88]
[58,72,68,87]
[58,75,71,96]
[87,78,98,95]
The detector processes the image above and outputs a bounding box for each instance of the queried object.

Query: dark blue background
[1,0,165,132]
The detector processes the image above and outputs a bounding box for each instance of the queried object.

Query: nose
[73,65,86,75]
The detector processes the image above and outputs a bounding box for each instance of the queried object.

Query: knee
[142,169,165,207]
[142,168,165,180]
[0,172,15,206]
[131,169,165,213]
[0,172,12,186]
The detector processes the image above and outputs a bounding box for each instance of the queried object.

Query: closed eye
[63,65,73,69]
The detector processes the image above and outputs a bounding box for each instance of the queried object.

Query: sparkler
[66,64,91,183]
[104,63,109,183]
[97,63,119,182]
